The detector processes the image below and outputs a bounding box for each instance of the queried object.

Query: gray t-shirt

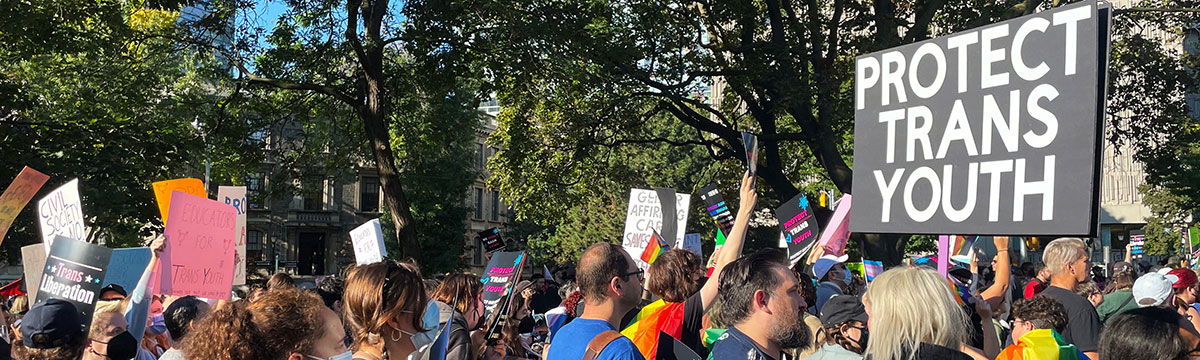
[159,348,185,360]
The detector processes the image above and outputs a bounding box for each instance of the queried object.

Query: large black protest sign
[481,251,525,323]
[36,236,111,329]
[851,1,1108,236]
[777,194,821,265]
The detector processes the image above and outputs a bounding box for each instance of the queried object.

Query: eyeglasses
[620,269,644,282]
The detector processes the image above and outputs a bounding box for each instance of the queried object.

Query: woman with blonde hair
[862,266,974,360]
[343,260,438,360]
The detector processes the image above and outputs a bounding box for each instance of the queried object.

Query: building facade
[242,109,511,281]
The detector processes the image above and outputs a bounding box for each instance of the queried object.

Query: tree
[1141,184,1195,256]
[0,1,260,261]
[176,0,486,260]
[468,0,1200,265]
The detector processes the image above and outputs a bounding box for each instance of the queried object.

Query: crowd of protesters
[2,172,1199,360]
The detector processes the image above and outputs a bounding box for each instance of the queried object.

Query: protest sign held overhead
[217,186,248,285]
[37,236,111,330]
[0,166,50,243]
[776,193,821,265]
[152,178,206,223]
[811,194,852,264]
[22,244,46,303]
[480,251,526,322]
[742,132,758,176]
[159,191,237,300]
[350,219,387,265]
[698,184,735,235]
[477,227,505,253]
[102,248,151,293]
[623,188,690,268]
[1130,229,1145,259]
[850,1,1109,236]
[37,179,86,249]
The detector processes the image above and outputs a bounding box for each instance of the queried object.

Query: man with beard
[711,249,811,360]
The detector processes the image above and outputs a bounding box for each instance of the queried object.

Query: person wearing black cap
[806,295,866,360]
[98,284,127,302]
[12,299,87,360]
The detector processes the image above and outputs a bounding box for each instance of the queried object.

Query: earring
[390,329,401,342]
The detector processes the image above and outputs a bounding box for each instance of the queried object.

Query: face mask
[102,331,139,360]
[148,314,167,335]
[850,325,869,352]
[397,300,441,350]
[842,267,853,283]
[307,351,353,360]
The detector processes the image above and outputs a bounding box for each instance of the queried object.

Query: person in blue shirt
[710,249,810,360]
[545,242,645,360]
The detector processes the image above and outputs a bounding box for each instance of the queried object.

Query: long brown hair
[343,260,427,351]
[432,274,483,316]
[181,288,326,360]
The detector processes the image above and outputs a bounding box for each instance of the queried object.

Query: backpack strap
[582,330,624,360]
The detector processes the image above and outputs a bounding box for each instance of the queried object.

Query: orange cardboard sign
[0,167,50,243]
[151,178,205,222]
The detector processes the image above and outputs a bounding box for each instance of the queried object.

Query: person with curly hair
[994,296,1079,360]
[180,288,349,360]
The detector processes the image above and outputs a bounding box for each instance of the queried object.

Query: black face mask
[104,331,139,360]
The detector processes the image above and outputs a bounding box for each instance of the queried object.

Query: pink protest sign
[810,195,852,264]
[159,191,236,300]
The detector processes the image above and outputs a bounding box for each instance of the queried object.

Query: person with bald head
[544,242,645,360]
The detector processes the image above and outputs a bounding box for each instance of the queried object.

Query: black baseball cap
[819,295,868,327]
[99,284,127,299]
[20,299,83,349]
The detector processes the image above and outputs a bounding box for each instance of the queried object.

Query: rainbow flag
[621,299,686,359]
[995,329,1082,360]
[640,230,669,264]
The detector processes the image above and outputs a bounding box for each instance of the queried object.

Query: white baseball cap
[812,254,849,280]
[1132,273,1179,307]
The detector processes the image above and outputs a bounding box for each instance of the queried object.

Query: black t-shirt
[681,292,707,357]
[1040,286,1102,352]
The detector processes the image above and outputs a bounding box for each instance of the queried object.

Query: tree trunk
[359,99,423,260]
[857,233,910,266]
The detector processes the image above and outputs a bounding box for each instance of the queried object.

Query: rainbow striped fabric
[640,230,670,264]
[621,299,686,359]
[995,329,1082,360]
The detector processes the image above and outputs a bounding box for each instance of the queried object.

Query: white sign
[218,186,248,285]
[37,179,86,249]
[350,219,387,265]
[622,189,690,268]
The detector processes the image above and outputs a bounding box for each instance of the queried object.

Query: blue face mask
[398,300,441,350]
[149,313,167,335]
